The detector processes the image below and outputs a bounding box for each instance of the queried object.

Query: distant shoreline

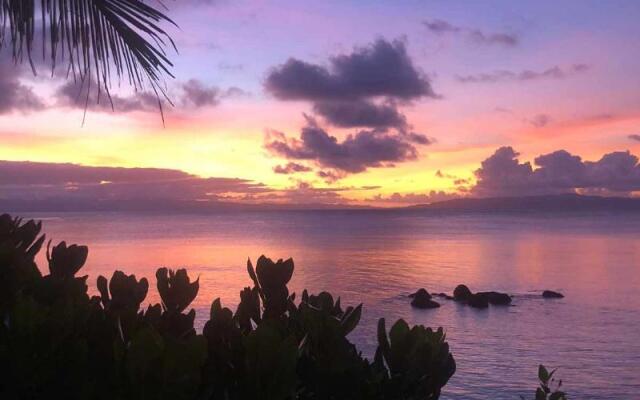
[3,193,640,214]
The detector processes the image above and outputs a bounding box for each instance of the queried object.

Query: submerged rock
[477,291,512,305]
[542,290,564,299]
[410,288,440,309]
[453,284,472,302]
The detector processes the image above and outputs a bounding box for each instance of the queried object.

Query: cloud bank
[0,160,381,208]
[473,147,640,196]
[0,161,269,202]
[2,146,640,210]
[369,190,460,205]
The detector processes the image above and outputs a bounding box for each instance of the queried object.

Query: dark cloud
[264,119,419,175]
[181,79,221,107]
[55,78,241,113]
[312,100,408,130]
[180,80,249,106]
[264,38,436,162]
[55,78,158,112]
[273,162,312,174]
[473,146,640,196]
[0,64,45,114]
[629,134,640,142]
[423,19,518,47]
[0,160,379,208]
[317,170,345,183]
[405,132,432,145]
[265,39,436,101]
[457,64,589,83]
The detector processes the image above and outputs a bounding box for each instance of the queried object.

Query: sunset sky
[1,0,640,207]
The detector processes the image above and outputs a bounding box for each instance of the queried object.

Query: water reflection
[29,211,640,399]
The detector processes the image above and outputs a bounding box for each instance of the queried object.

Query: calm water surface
[24,210,640,399]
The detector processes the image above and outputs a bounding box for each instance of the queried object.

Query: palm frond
[0,0,177,118]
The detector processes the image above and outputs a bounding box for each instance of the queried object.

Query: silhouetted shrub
[0,214,456,399]
[520,365,567,400]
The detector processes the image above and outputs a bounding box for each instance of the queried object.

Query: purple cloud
[0,161,189,185]
[181,79,222,107]
[317,170,345,183]
[629,134,640,142]
[0,64,45,114]
[473,147,640,196]
[264,119,419,174]
[0,161,269,202]
[423,19,518,47]
[0,160,382,209]
[312,99,408,130]
[369,190,460,205]
[265,39,436,101]
[273,162,312,174]
[55,78,241,114]
[423,19,462,35]
[405,132,433,145]
[264,37,437,154]
[55,78,158,112]
[457,64,590,84]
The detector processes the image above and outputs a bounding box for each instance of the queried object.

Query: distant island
[409,193,640,213]
[2,193,640,213]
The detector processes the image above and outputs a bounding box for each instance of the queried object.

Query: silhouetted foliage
[0,0,176,107]
[521,365,567,400]
[0,214,457,399]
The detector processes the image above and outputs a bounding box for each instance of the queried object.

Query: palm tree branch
[0,0,176,105]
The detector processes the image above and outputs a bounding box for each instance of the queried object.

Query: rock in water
[542,290,564,298]
[453,284,472,302]
[477,291,512,305]
[467,293,489,308]
[411,297,441,309]
[409,288,431,299]
[410,288,440,309]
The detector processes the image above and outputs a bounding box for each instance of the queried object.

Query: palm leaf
[0,0,177,119]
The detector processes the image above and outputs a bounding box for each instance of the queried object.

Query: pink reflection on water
[27,211,640,399]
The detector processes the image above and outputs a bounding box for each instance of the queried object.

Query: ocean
[19,210,640,399]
